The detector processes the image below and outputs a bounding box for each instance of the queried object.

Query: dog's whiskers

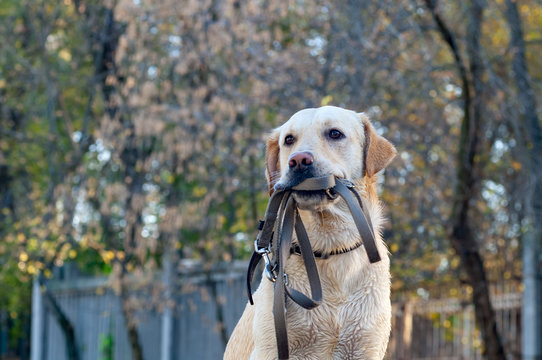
[268,171,282,182]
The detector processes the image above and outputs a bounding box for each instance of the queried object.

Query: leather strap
[286,210,322,309]
[281,175,336,191]
[273,196,293,359]
[247,188,288,305]
[246,176,381,359]
[332,180,381,263]
[247,176,334,305]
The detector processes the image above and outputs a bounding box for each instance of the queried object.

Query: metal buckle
[325,188,337,200]
[255,240,278,282]
[339,178,356,188]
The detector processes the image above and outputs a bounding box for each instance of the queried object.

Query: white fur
[224,106,395,360]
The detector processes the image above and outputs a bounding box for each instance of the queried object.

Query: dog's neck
[295,177,382,256]
[297,200,365,255]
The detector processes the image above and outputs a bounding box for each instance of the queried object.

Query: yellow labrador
[224,106,396,360]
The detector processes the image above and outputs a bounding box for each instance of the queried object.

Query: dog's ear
[361,114,397,177]
[265,129,281,195]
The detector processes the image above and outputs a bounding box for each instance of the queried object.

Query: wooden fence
[32,261,250,360]
[31,262,522,360]
[387,293,522,360]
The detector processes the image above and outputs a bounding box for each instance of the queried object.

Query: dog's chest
[283,257,367,355]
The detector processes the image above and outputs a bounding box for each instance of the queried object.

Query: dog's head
[265,106,396,208]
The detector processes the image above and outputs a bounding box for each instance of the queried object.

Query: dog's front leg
[332,305,391,360]
[249,280,281,360]
[224,302,255,360]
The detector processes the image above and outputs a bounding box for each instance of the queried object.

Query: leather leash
[246,175,381,359]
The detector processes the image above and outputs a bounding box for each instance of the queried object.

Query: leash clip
[339,178,356,188]
[255,240,278,282]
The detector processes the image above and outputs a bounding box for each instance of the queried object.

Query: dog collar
[290,240,364,259]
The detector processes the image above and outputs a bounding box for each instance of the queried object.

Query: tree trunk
[424,1,506,359]
[504,1,542,359]
[206,272,229,350]
[90,4,147,359]
[38,275,80,360]
[119,282,144,360]
[37,11,81,358]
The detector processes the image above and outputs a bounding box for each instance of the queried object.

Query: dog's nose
[288,151,314,171]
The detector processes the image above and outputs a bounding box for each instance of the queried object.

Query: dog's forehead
[282,106,360,134]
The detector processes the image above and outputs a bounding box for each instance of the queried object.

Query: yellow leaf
[27,264,37,275]
[19,252,28,262]
[102,250,115,263]
[320,95,333,106]
[449,287,458,296]
[193,186,207,197]
[450,257,460,269]
[28,238,38,251]
[58,49,72,61]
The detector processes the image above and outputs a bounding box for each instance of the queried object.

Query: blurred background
[0,0,541,359]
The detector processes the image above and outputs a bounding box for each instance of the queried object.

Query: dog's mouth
[293,188,337,199]
[275,170,344,208]
[274,169,316,191]
[291,187,338,209]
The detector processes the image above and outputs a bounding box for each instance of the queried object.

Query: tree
[421,1,506,358]
[504,1,542,358]
[0,0,97,358]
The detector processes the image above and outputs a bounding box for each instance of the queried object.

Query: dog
[224,106,397,360]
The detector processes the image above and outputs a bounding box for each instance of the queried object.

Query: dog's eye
[328,129,344,140]
[284,135,295,145]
